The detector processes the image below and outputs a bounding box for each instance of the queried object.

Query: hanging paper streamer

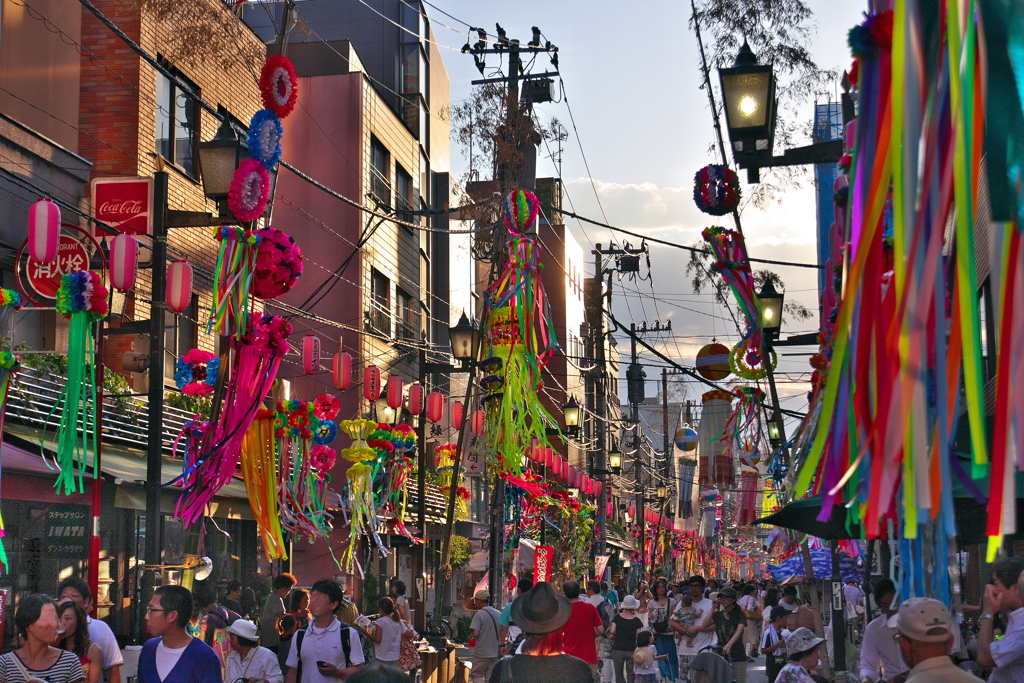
[0,293,20,570]
[434,444,470,521]
[51,271,108,496]
[274,401,334,540]
[678,457,696,518]
[174,315,291,525]
[208,226,261,338]
[737,470,759,526]
[241,410,287,560]
[698,390,734,488]
[716,387,769,470]
[339,418,385,574]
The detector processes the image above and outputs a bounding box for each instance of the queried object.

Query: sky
[427,1,866,422]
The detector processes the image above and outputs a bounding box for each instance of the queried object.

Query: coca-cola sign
[92,177,153,235]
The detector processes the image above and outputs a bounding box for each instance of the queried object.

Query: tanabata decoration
[175,349,220,396]
[228,159,271,223]
[675,427,698,452]
[260,55,299,118]
[693,165,741,216]
[716,387,768,471]
[377,424,418,541]
[252,226,303,300]
[481,191,561,474]
[695,342,731,380]
[699,390,734,488]
[737,470,759,526]
[241,409,287,559]
[434,444,470,521]
[0,291,20,568]
[52,271,108,496]
[273,401,334,539]
[313,394,341,420]
[208,226,261,338]
[247,109,283,171]
[339,418,385,573]
[174,315,291,525]
[678,458,697,518]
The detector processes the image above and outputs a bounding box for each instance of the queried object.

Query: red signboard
[26,235,88,299]
[92,176,153,235]
[534,545,554,584]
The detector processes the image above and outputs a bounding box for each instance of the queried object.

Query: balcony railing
[370,167,391,207]
[366,299,392,337]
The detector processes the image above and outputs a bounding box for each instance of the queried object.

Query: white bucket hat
[226,619,259,641]
[784,627,825,655]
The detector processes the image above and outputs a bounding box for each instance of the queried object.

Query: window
[395,165,415,224]
[155,68,199,176]
[979,277,996,383]
[164,294,197,383]
[368,269,391,336]
[370,138,391,206]
[396,288,416,341]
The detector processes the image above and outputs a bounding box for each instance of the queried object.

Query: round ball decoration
[364,366,381,401]
[0,289,23,310]
[247,109,284,170]
[166,260,193,313]
[109,233,139,292]
[175,349,220,396]
[693,165,741,216]
[674,427,698,452]
[259,55,299,118]
[251,226,303,300]
[426,391,444,423]
[696,342,732,380]
[503,189,540,235]
[313,394,341,421]
[310,445,337,471]
[56,271,108,321]
[313,419,338,445]
[28,198,60,264]
[332,352,352,391]
[227,158,271,223]
[729,338,777,381]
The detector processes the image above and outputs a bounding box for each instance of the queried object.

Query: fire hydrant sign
[92,176,153,235]
[26,235,88,299]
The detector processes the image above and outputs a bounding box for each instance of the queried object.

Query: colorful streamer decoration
[228,159,271,223]
[52,271,107,496]
[259,55,299,118]
[0,339,20,570]
[338,418,386,574]
[693,165,741,216]
[503,189,540,235]
[208,226,260,338]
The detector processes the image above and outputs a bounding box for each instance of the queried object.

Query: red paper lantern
[451,401,463,430]
[302,334,320,375]
[387,375,404,409]
[426,391,444,423]
[364,366,381,401]
[332,352,352,391]
[471,409,485,436]
[545,448,555,469]
[166,260,193,313]
[109,233,138,292]
[28,198,60,264]
[596,481,603,498]
[407,383,424,416]
[583,476,591,495]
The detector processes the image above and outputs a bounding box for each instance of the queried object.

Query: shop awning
[605,523,636,552]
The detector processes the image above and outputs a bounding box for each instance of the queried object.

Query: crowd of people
[3,560,1024,683]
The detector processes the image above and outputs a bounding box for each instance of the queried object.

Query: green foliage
[449,535,471,569]
[456,616,473,643]
[361,571,379,616]
[103,371,139,423]
[15,342,68,377]
[165,391,213,418]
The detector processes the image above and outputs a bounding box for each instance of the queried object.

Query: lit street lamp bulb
[739,95,758,117]
[764,308,773,320]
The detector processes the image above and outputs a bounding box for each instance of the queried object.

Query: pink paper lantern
[387,375,404,409]
[28,198,60,264]
[545,448,555,469]
[451,401,463,430]
[332,352,352,391]
[407,383,424,416]
[583,476,591,495]
[166,260,193,313]
[426,391,444,423]
[596,481,603,498]
[302,334,320,375]
[471,409,485,436]
[364,366,381,401]
[109,233,138,291]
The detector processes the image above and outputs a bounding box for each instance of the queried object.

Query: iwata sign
[26,235,89,299]
[92,176,153,235]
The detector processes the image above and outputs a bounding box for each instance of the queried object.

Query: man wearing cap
[470,590,503,683]
[889,597,982,683]
[225,619,284,683]
[859,579,909,683]
[977,556,1024,682]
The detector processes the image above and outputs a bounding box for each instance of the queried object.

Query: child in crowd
[633,630,668,683]
[673,594,703,649]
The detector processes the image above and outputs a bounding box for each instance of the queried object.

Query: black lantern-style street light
[656,484,668,501]
[198,117,247,206]
[719,40,777,166]
[757,279,785,344]
[608,449,622,475]
[448,312,481,366]
[563,396,581,437]
[767,415,782,449]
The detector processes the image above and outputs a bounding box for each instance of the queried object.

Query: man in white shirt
[286,579,365,682]
[859,579,908,683]
[977,556,1024,682]
[888,597,982,683]
[845,582,865,641]
[673,575,715,681]
[58,576,123,683]
[225,619,283,683]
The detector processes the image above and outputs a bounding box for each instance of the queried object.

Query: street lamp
[656,484,668,501]
[757,279,784,344]
[719,40,777,165]
[608,449,622,474]
[563,397,581,437]
[767,416,782,449]
[448,312,481,366]
[198,117,247,212]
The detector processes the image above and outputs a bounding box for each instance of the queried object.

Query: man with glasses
[138,585,223,682]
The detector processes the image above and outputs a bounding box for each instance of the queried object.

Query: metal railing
[6,365,198,456]
[366,298,392,337]
[370,166,391,206]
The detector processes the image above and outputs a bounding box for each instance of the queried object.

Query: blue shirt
[138,636,223,683]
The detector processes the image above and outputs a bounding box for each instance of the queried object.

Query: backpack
[597,598,614,631]
[295,621,353,681]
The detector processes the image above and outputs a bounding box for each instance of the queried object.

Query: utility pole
[628,323,645,580]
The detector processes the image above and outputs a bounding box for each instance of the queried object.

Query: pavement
[744,655,769,683]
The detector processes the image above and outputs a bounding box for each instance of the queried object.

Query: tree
[685,250,812,326]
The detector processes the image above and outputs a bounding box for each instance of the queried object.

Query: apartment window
[395,165,415,225]
[155,68,199,176]
[396,288,416,341]
[370,138,391,206]
[369,269,391,336]
[164,294,197,383]
[979,277,996,383]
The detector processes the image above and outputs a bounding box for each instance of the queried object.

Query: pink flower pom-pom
[310,445,337,471]
[252,226,303,300]
[228,159,270,222]
[182,349,217,365]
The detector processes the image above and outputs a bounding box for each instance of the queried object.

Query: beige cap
[886,598,953,642]
[474,590,490,602]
